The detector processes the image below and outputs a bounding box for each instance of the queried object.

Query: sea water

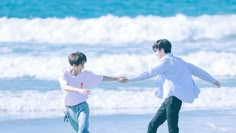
[0,0,236,133]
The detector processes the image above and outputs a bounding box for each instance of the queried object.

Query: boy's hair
[68,52,87,66]
[152,39,172,53]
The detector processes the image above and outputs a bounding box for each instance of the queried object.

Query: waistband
[66,101,87,108]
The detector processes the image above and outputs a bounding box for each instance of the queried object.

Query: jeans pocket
[81,102,90,113]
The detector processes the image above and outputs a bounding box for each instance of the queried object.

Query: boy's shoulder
[81,70,96,75]
[81,70,103,78]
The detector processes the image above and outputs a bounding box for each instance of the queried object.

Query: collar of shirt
[159,53,173,62]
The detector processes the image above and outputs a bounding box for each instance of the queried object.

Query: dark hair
[152,39,172,53]
[68,52,87,66]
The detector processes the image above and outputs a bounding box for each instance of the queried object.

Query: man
[121,39,220,133]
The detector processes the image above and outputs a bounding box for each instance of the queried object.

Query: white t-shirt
[58,69,103,106]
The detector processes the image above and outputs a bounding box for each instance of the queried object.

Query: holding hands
[116,76,129,83]
[117,77,129,83]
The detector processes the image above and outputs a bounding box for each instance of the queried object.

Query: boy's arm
[102,76,120,82]
[59,76,90,94]
[62,85,91,95]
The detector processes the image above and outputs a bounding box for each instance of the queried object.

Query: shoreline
[0,109,235,133]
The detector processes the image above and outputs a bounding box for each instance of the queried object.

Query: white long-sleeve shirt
[129,53,217,103]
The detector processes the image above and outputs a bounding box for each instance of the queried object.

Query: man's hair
[152,39,172,53]
[68,52,87,66]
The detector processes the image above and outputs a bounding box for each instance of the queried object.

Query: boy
[58,52,122,133]
[121,39,221,133]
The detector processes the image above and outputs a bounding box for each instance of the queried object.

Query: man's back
[161,54,199,103]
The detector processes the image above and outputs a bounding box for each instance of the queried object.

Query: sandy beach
[1,110,235,133]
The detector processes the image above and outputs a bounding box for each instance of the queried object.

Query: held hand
[214,81,221,88]
[118,77,129,83]
[78,88,91,95]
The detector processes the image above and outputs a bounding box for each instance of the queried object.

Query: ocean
[0,0,236,133]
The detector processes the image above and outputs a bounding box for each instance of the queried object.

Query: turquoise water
[1,0,236,18]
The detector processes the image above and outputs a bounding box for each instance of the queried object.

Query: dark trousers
[147,96,182,133]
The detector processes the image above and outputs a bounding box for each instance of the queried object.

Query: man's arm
[128,60,167,82]
[213,81,221,88]
[187,63,221,88]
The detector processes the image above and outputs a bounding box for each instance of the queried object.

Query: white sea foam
[0,87,235,116]
[0,14,235,79]
[0,51,235,80]
[0,14,236,44]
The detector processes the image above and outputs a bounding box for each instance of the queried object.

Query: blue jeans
[66,102,90,133]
